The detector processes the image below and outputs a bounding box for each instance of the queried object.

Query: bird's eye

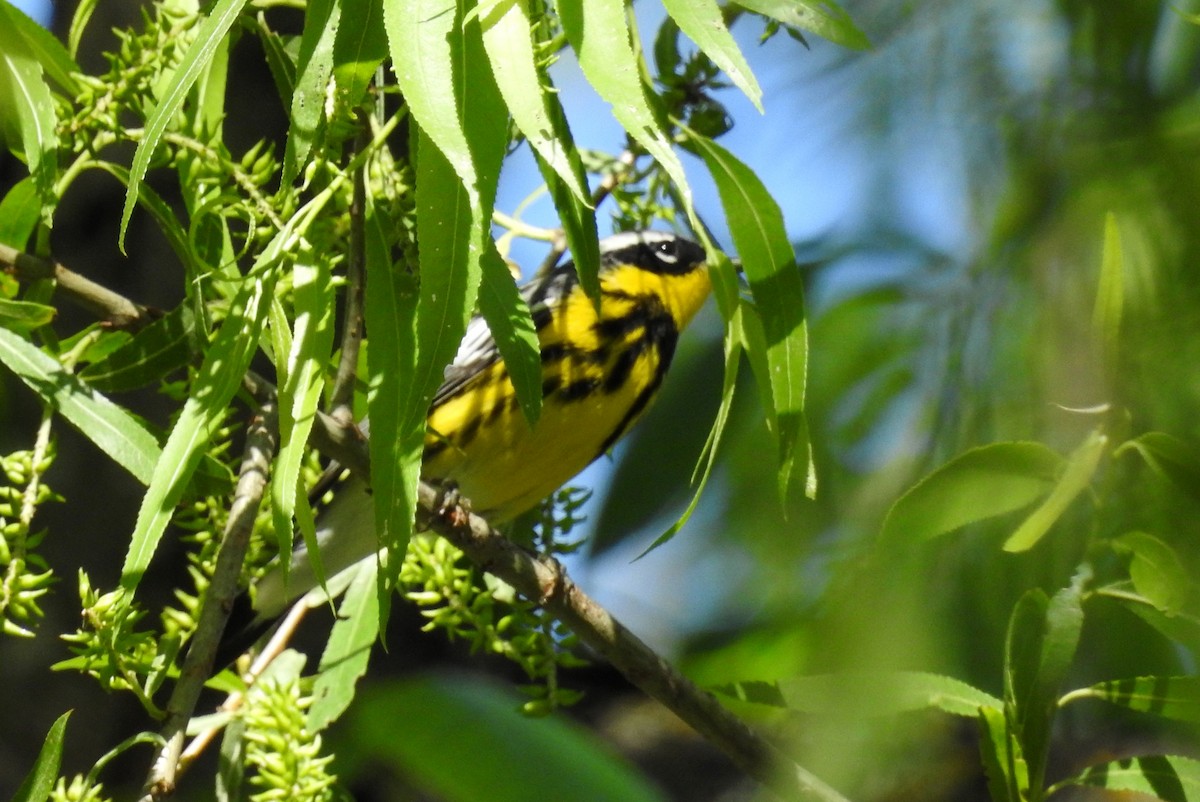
[654,240,679,264]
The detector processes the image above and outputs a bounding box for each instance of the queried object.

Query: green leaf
[558,0,695,221]
[641,290,740,554]
[880,442,1063,547]
[362,190,418,627]
[1003,429,1107,552]
[0,0,80,93]
[331,0,387,112]
[11,710,70,802]
[732,0,870,50]
[348,675,665,802]
[725,671,1003,719]
[119,0,250,249]
[478,0,589,200]
[661,0,762,111]
[0,327,161,484]
[78,305,195,391]
[308,560,380,731]
[0,298,55,331]
[1059,754,1200,802]
[1112,532,1193,615]
[1117,431,1200,503]
[1061,675,1200,723]
[1004,582,1084,794]
[1117,593,1200,659]
[0,9,59,218]
[1091,211,1124,374]
[283,0,338,181]
[121,272,275,591]
[271,257,335,579]
[477,246,541,424]
[685,130,813,502]
[977,705,1028,802]
[0,175,39,248]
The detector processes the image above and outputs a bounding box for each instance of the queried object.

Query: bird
[232,230,712,654]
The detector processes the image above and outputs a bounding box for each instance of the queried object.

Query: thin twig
[140,393,279,802]
[0,243,154,330]
[295,411,847,802]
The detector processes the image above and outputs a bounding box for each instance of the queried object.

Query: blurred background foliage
[2,0,1199,800]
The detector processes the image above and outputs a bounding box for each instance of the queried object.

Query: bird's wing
[430,266,577,407]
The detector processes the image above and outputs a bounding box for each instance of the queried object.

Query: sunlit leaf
[1113,531,1193,614]
[558,0,695,222]
[1058,754,1200,801]
[0,0,80,93]
[121,271,275,592]
[119,0,250,248]
[1117,431,1200,503]
[977,705,1028,802]
[0,9,59,218]
[1004,582,1084,794]
[309,560,379,732]
[685,130,812,502]
[1061,675,1200,723]
[732,0,869,50]
[880,442,1062,546]
[283,0,338,181]
[348,675,665,802]
[0,298,55,331]
[0,176,39,248]
[0,327,161,484]
[478,246,541,424]
[661,0,762,111]
[721,671,1003,719]
[1004,430,1106,552]
[11,710,69,802]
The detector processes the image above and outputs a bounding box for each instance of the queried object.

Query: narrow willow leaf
[256,13,297,105]
[0,0,80,93]
[1061,754,1200,801]
[1113,531,1192,614]
[119,0,250,248]
[478,246,541,424]
[0,327,161,484]
[1005,583,1084,794]
[1092,211,1124,374]
[1061,675,1200,723]
[880,442,1062,547]
[308,559,380,731]
[1109,585,1200,658]
[363,191,419,627]
[558,0,695,220]
[686,130,812,501]
[1117,431,1200,503]
[0,13,59,217]
[731,671,1004,718]
[977,705,1028,802]
[349,675,665,802]
[0,298,55,331]
[384,0,477,198]
[331,0,387,116]
[732,0,870,50]
[11,710,70,802]
[121,272,275,591]
[643,286,742,554]
[1004,429,1107,552]
[271,258,335,583]
[661,0,762,111]
[79,305,194,391]
[283,0,338,182]
[479,0,588,199]
[0,176,39,248]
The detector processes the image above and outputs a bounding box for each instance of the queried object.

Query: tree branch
[0,243,155,330]
[140,391,279,802]
[304,411,848,802]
